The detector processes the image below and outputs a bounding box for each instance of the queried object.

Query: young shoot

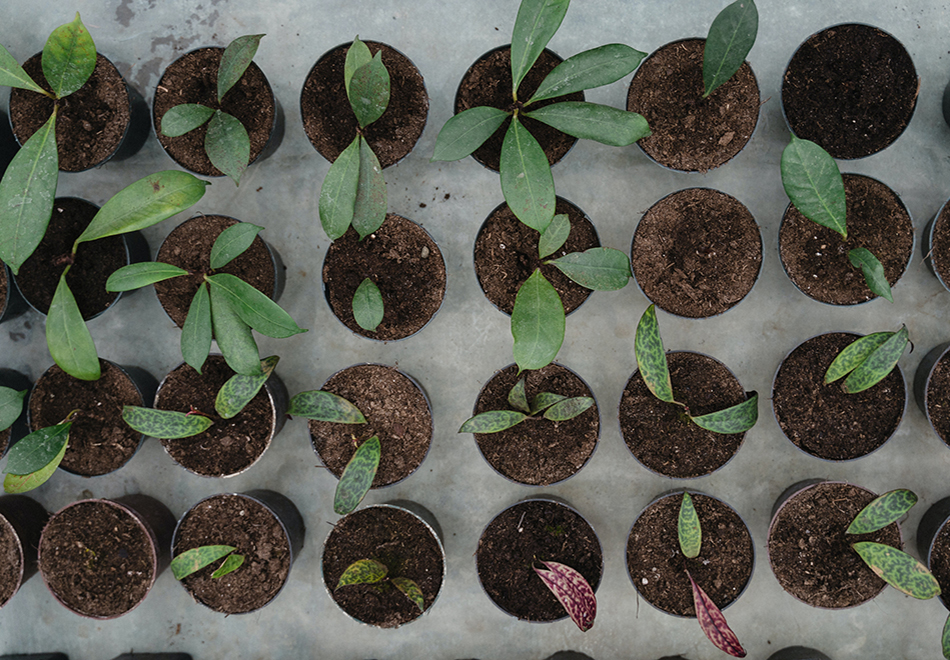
[702,0,758,98]
[1,410,77,493]
[336,558,425,612]
[533,559,597,632]
[159,34,265,185]
[172,545,245,580]
[459,375,593,433]
[824,327,910,394]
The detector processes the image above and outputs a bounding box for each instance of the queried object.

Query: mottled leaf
[849,247,893,302]
[847,489,918,535]
[159,103,215,137]
[510,0,570,92]
[181,285,213,375]
[4,422,70,475]
[530,44,647,102]
[0,387,26,433]
[703,0,758,97]
[319,135,360,240]
[853,542,941,599]
[508,377,530,413]
[46,275,99,381]
[635,304,673,403]
[942,613,950,660]
[215,355,278,419]
[209,283,262,377]
[207,273,306,339]
[352,136,387,240]
[206,110,250,185]
[679,492,702,559]
[344,37,373,97]
[548,247,632,290]
[459,410,528,434]
[211,552,245,579]
[210,222,263,269]
[42,13,96,98]
[0,43,47,94]
[348,51,390,128]
[533,560,597,632]
[690,393,758,434]
[391,576,425,612]
[353,278,384,331]
[106,262,188,291]
[688,571,746,657]
[843,325,909,394]
[122,405,212,439]
[334,435,381,515]
[511,269,564,372]
[543,396,593,421]
[431,106,508,162]
[288,391,366,424]
[525,102,651,146]
[3,435,66,493]
[500,118,555,234]
[781,137,846,238]
[530,391,565,415]
[824,332,893,384]
[336,558,387,588]
[171,545,236,580]
[218,34,263,102]
[538,213,570,259]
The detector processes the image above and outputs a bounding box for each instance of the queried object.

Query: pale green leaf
[288,390,366,423]
[525,101,651,146]
[538,213,570,259]
[171,545,236,580]
[508,377,530,413]
[459,410,528,433]
[46,275,99,381]
[0,43,47,94]
[529,391,565,414]
[391,577,425,612]
[690,393,758,434]
[781,137,847,238]
[548,247,631,290]
[511,269,564,371]
[678,492,702,559]
[843,326,909,394]
[218,34,263,102]
[344,37,373,97]
[847,489,918,535]
[337,558,388,588]
[635,304,673,403]
[853,542,941,599]
[3,434,67,493]
[500,118,555,233]
[431,106,508,162]
[211,553,245,579]
[42,12,96,98]
[543,396,594,421]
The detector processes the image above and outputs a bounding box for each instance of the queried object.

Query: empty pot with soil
[0,495,49,609]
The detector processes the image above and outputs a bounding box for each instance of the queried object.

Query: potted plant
[0,494,49,609]
[0,369,29,456]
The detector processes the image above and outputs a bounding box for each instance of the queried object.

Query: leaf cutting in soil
[336,556,426,612]
[533,559,597,632]
[824,326,909,394]
[459,374,593,433]
[172,544,245,580]
[1,410,78,493]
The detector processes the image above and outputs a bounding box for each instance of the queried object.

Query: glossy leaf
[0,387,26,433]
[181,285,213,375]
[459,410,528,434]
[106,262,188,292]
[4,422,70,475]
[847,489,918,535]
[500,117,555,234]
[690,393,758,434]
[688,571,747,657]
[431,106,508,162]
[218,34,263,102]
[42,13,96,99]
[824,332,894,384]
[353,278,384,331]
[703,0,758,97]
[843,325,909,394]
[215,355,278,419]
[508,377,530,413]
[160,103,215,137]
[349,51,390,128]
[853,542,941,599]
[207,273,307,339]
[781,137,847,239]
[208,283,262,377]
[678,492,702,559]
[530,44,647,102]
[510,0,570,93]
[533,560,597,632]
[171,545,236,580]
[543,396,593,421]
[942,613,950,660]
[46,275,99,381]
[319,135,361,240]
[206,110,250,185]
[0,43,47,94]
[210,222,263,269]
[344,37,373,97]
[548,247,632,290]
[635,305,673,403]
[849,247,893,302]
[288,391,366,423]
[525,102,651,146]
[511,269,564,372]
[211,552,245,579]
[530,391,565,414]
[538,213,570,259]
[391,576,425,612]
[336,558,387,588]
[334,435,380,515]
[352,136,387,240]
[122,406,212,439]
[3,435,67,493]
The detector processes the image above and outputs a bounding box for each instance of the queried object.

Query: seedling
[172,545,245,580]
[533,559,597,631]
[159,34,265,185]
[106,222,306,377]
[781,136,895,302]
[676,492,746,657]
[1,410,76,493]
[701,0,759,98]
[824,327,910,394]
[0,386,26,436]
[335,558,425,612]
[459,375,593,433]
[635,305,758,433]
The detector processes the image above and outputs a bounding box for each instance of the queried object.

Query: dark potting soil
[29,360,144,476]
[626,493,753,617]
[154,215,276,328]
[455,46,584,172]
[927,519,950,605]
[39,500,154,617]
[301,41,428,168]
[10,54,131,172]
[631,188,762,318]
[779,174,913,305]
[772,333,905,461]
[626,39,759,172]
[174,494,291,613]
[476,499,602,622]
[308,364,431,487]
[782,24,918,159]
[322,214,446,340]
[154,48,276,176]
[619,351,747,478]
[0,262,7,314]
[0,515,22,607]
[929,202,950,288]
[154,356,275,477]
[323,505,443,627]
[472,364,598,485]
[0,429,8,457]
[474,198,600,316]
[15,198,125,319]
[925,351,950,447]
[768,482,902,608]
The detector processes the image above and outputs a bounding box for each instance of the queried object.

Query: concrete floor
[0,0,948,658]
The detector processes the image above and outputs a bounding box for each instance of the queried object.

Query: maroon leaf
[687,570,746,657]
[533,560,596,632]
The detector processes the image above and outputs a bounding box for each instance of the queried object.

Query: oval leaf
[432,106,508,162]
[3,434,67,494]
[122,406,212,439]
[106,262,188,292]
[508,377,530,413]
[703,0,758,97]
[0,387,26,433]
[533,560,597,632]
[548,247,632,290]
[336,558,388,589]
[210,222,263,270]
[353,278,384,332]
[511,269,564,372]
[349,51,390,128]
[525,102,651,146]
[781,137,847,238]
[543,396,594,421]
[319,135,360,240]
[538,213,570,259]
[218,34,263,102]
[843,325,909,394]
[391,576,425,612]
[181,285,213,375]
[501,118,555,233]
[206,110,250,185]
[530,44,647,102]
[208,283,262,377]
[215,355,278,419]
[690,392,758,434]
[942,613,950,660]
[159,103,215,137]
[352,136,387,240]
[334,435,381,515]
[47,275,99,381]
[635,304,673,403]
[824,332,894,384]
[530,391,566,414]
[171,545,236,580]
[42,13,96,98]
[0,43,47,94]
[211,552,245,579]
[510,0,570,92]
[4,422,70,475]
[459,410,528,434]
[848,247,893,302]
[344,37,373,97]
[688,571,747,657]
[853,542,941,599]
[847,489,918,535]
[678,492,702,559]
[288,391,366,424]
[207,273,306,339]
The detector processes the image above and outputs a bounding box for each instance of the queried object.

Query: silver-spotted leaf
[500,118,555,234]
[391,576,425,612]
[218,34,263,102]
[353,278,384,331]
[215,355,278,419]
[122,406,212,439]
[781,137,846,238]
[288,391,366,424]
[210,222,263,269]
[334,435,380,515]
[171,545,236,580]
[548,247,632,290]
[824,332,894,384]
[511,269,564,372]
[510,0,570,92]
[843,325,909,394]
[690,393,758,434]
[336,558,387,589]
[525,102,651,146]
[533,560,597,632]
[3,436,67,493]
[205,110,250,185]
[508,377,530,413]
[848,247,893,302]
[181,285,213,375]
[106,262,188,292]
[42,13,96,99]
[0,387,26,433]
[431,106,508,162]
[679,492,702,559]
[543,396,594,421]
[4,422,71,475]
[530,44,647,102]
[847,489,918,535]
[538,213,570,259]
[46,275,99,381]
[211,552,245,579]
[703,0,758,97]
[459,410,528,434]
[853,542,941,599]
[688,570,746,657]
[943,613,950,659]
[635,305,673,403]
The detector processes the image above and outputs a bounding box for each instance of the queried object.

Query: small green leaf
[824,332,894,384]
[336,558,388,589]
[211,553,245,579]
[353,278,384,332]
[334,435,380,515]
[525,102,651,146]
[208,283,262,377]
[781,137,847,239]
[288,391,366,423]
[635,305,673,403]
[391,577,425,612]
[319,135,361,241]
[431,106,508,162]
[3,434,67,493]
[352,136,387,240]
[847,489,918,535]
[853,542,941,599]
[538,213,570,259]
[690,393,758,434]
[510,0,570,93]
[206,110,250,185]
[511,269,564,372]
[529,44,647,103]
[181,285,213,375]
[703,0,758,97]
[171,545,236,580]
[500,118,555,234]
[122,405,213,439]
[678,492,702,559]
[543,396,594,421]
[344,37,373,97]
[210,222,263,270]
[106,262,188,292]
[218,34,263,102]
[215,355,278,419]
[47,275,99,381]
[529,391,566,414]
[843,326,909,394]
[348,51,390,129]
[508,377,531,413]
[459,410,528,434]
[4,422,70,475]
[207,273,306,339]
[0,388,26,433]
[42,12,96,99]
[159,103,215,137]
[0,43,47,94]
[942,613,950,660]
[548,247,632,290]
[848,247,893,302]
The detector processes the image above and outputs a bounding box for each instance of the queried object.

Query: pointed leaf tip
[533,560,597,632]
[688,571,746,657]
[678,492,702,559]
[635,305,673,403]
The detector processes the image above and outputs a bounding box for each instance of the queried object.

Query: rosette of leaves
[459,374,593,433]
[701,0,759,99]
[1,410,77,493]
[335,558,425,613]
[106,224,306,377]
[159,34,265,185]
[532,560,597,632]
[172,545,245,581]
[781,136,895,302]
[824,327,910,394]
[635,305,758,433]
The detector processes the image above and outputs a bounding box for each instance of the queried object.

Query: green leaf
[843,325,909,394]
[525,102,651,146]
[431,106,509,162]
[635,304,673,403]
[349,51,390,129]
[218,34,263,102]
[211,553,245,579]
[76,171,209,245]
[288,391,366,423]
[206,110,250,185]
[459,410,528,434]
[548,247,632,290]
[781,137,847,239]
[824,332,894,384]
[106,262,188,292]
[543,396,594,421]
[122,405,213,439]
[208,284,262,377]
[690,393,759,434]
[215,355,278,419]
[46,275,99,381]
[336,558,388,589]
[391,577,425,612]
[849,247,893,302]
[538,213,570,259]
[319,135,361,240]
[942,613,950,660]
[852,542,941,599]
[0,110,58,274]
[4,422,70,475]
[678,492,702,559]
[511,269,564,372]
[207,273,306,339]
[344,37,373,97]
[352,137,387,240]
[42,13,96,99]
[500,118,555,234]
[703,0,758,97]
[0,388,26,433]
[0,43,47,94]
[159,103,215,137]
[508,377,531,413]
[334,435,380,515]
[510,0,570,93]
[171,545,236,580]
[3,434,67,493]
[529,391,566,414]
[847,489,918,535]
[352,278,384,332]
[210,222,263,270]
[529,44,647,103]
[181,285,213,375]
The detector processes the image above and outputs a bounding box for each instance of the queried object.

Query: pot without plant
[0,261,27,325]
[323,501,445,628]
[630,188,762,318]
[771,332,906,461]
[173,490,304,614]
[0,368,30,457]
[38,494,175,619]
[154,354,288,478]
[0,495,49,609]
[913,342,950,448]
[922,198,950,294]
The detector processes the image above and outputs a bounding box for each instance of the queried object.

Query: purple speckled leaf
[533,560,596,632]
[688,570,746,657]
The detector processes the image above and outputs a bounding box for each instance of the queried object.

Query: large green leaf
[352,278,384,331]
[511,269,564,371]
[171,545,236,580]
[530,44,647,102]
[459,410,528,433]
[0,43,47,94]
[510,0,570,93]
[634,304,673,403]
[431,106,509,162]
[159,103,215,137]
[181,285,213,375]
[391,576,425,612]
[288,390,366,423]
[122,405,213,439]
[211,552,245,579]
[46,275,99,381]
[215,355,278,419]
[824,332,894,384]
[500,118,555,233]
[781,137,847,239]
[42,13,96,99]
[334,435,380,515]
[319,135,361,240]
[847,489,918,535]
[344,37,373,97]
[548,247,631,290]
[349,51,390,129]
[206,273,306,339]
[218,34,264,102]
[4,422,70,475]
[690,393,758,434]
[3,435,67,493]
[703,0,758,98]
[336,558,387,589]
[210,222,263,269]
[0,387,26,433]
[525,102,650,146]
[848,247,893,302]
[678,492,701,559]
[853,542,941,599]
[352,137,387,240]
[206,110,250,185]
[543,396,594,421]
[105,262,188,292]
[208,283,262,377]
[538,213,570,259]
[843,325,909,394]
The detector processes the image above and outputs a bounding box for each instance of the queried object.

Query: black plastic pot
[0,495,49,609]
[767,648,833,660]
[915,495,950,610]
[923,203,950,294]
[111,655,193,660]
[913,342,950,446]
[0,261,28,325]
[0,108,19,176]
[0,368,30,457]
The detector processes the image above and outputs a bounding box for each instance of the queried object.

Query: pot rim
[923,207,950,293]
[914,342,950,442]
[0,261,27,324]
[916,495,950,610]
